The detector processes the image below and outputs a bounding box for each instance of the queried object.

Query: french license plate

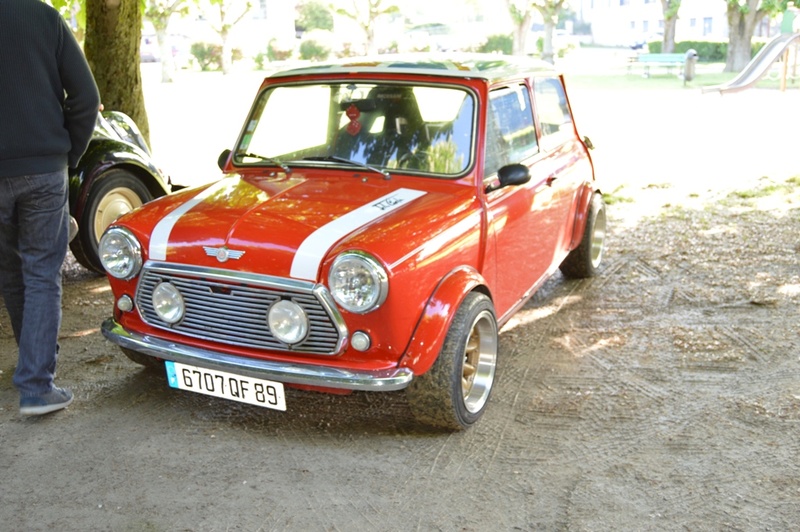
[165,361,286,411]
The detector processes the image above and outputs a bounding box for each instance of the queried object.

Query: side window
[533,77,574,148]
[484,84,538,177]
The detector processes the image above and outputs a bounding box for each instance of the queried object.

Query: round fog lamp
[116,295,134,312]
[152,282,185,324]
[351,331,371,352]
[268,300,308,345]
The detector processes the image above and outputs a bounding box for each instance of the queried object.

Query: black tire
[559,192,606,279]
[407,292,498,431]
[120,347,164,371]
[70,169,152,274]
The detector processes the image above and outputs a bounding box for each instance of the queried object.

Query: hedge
[646,40,767,62]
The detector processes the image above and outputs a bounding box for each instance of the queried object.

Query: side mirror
[583,136,595,150]
[218,149,231,171]
[485,164,531,193]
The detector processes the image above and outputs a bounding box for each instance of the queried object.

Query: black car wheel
[121,347,164,371]
[407,292,498,431]
[70,169,152,274]
[559,192,606,279]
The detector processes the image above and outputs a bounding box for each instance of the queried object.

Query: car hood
[127,173,460,281]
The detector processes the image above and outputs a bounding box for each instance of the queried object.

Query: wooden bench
[628,53,686,77]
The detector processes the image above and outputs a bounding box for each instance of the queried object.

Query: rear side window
[533,77,574,148]
[484,84,538,176]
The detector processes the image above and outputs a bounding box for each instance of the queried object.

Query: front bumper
[101,318,414,392]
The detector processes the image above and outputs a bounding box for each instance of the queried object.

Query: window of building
[703,17,713,36]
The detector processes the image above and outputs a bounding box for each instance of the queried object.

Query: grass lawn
[567,61,800,91]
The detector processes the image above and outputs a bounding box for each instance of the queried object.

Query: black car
[69,111,173,273]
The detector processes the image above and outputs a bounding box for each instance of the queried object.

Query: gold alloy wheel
[461,309,498,414]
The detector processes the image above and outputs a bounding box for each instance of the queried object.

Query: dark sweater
[0,0,100,178]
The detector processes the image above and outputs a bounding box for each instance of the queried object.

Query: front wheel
[559,192,606,279]
[120,347,164,371]
[407,292,498,431]
[70,169,153,274]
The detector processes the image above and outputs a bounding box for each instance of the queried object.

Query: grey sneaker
[20,387,74,416]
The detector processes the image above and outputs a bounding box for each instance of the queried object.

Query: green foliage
[478,34,514,55]
[266,39,294,62]
[534,36,576,58]
[299,39,330,61]
[190,42,222,71]
[296,1,333,32]
[645,40,766,62]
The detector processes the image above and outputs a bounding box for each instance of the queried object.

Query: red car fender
[398,266,490,377]
[567,184,597,251]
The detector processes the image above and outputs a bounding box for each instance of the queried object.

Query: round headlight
[99,227,142,280]
[152,282,185,324]
[268,300,309,345]
[328,252,388,314]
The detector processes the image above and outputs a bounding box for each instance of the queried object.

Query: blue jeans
[0,169,69,396]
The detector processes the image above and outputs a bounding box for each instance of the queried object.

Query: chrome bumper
[101,318,414,392]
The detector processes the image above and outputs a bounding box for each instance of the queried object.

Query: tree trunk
[156,28,176,83]
[662,16,678,53]
[725,0,761,72]
[660,0,680,53]
[221,27,232,75]
[542,19,556,64]
[85,0,150,143]
[511,11,533,55]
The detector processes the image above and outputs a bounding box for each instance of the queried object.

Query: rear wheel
[70,169,152,274]
[560,192,606,279]
[407,292,498,431]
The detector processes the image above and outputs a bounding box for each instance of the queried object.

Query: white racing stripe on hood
[290,188,427,281]
[149,179,232,260]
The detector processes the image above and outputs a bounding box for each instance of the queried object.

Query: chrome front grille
[135,262,346,355]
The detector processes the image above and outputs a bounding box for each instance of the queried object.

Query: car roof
[269,53,560,84]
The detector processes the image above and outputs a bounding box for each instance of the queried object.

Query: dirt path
[1,83,798,530]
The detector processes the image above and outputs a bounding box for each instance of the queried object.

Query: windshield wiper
[303,156,390,179]
[239,152,291,173]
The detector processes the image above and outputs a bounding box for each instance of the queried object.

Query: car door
[484,83,563,318]
[532,76,587,266]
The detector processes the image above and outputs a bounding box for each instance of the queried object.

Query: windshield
[234,82,475,177]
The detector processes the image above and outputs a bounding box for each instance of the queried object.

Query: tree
[333,0,400,54]
[296,0,334,34]
[85,0,150,143]
[200,0,253,74]
[144,0,190,83]
[660,0,681,53]
[725,0,787,72]
[505,0,534,55]
[505,0,569,63]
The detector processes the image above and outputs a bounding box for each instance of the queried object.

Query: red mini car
[99,54,605,430]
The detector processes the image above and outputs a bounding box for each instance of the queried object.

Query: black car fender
[69,137,170,221]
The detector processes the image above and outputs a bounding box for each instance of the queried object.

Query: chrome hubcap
[93,187,143,242]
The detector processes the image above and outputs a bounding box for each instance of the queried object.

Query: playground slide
[702,32,800,94]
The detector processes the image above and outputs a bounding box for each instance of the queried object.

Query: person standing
[0,0,101,415]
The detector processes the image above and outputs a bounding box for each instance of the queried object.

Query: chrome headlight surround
[328,252,388,314]
[99,227,143,280]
